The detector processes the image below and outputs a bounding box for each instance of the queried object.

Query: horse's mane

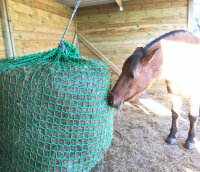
[144,30,188,52]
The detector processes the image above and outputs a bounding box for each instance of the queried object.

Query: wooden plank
[77,7,187,23]
[12,21,75,35]
[73,33,78,46]
[72,15,78,47]
[78,17,187,35]
[8,1,74,27]
[78,33,121,76]
[9,0,72,18]
[6,0,75,56]
[0,0,16,58]
[79,42,99,60]
[6,0,16,57]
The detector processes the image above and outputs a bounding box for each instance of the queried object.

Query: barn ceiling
[56,0,127,8]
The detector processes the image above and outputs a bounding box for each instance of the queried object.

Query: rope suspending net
[0,42,114,171]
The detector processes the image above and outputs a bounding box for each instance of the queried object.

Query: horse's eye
[129,72,134,79]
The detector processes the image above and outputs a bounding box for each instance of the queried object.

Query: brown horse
[108,30,200,150]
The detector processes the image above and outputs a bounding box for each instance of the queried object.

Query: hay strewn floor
[91,92,200,172]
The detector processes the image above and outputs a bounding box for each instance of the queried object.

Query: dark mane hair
[124,50,144,77]
[144,30,188,52]
[125,50,144,66]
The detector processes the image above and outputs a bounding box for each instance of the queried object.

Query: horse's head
[108,46,159,108]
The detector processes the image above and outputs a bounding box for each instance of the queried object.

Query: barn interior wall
[0,11,7,59]
[77,0,188,90]
[4,0,75,57]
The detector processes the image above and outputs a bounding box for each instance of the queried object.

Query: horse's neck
[149,50,164,79]
[149,49,177,81]
[149,34,200,85]
[159,42,200,81]
[159,54,172,80]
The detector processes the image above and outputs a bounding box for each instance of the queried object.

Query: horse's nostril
[108,98,114,106]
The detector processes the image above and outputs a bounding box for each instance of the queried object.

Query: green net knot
[59,41,80,59]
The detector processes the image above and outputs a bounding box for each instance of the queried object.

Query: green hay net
[0,42,114,172]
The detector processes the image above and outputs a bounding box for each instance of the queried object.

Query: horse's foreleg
[184,96,199,150]
[166,94,182,145]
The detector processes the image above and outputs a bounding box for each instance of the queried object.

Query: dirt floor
[91,91,200,172]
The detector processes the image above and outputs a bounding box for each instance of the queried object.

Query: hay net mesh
[0,42,114,172]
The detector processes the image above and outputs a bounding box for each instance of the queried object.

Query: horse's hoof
[166,137,176,145]
[184,141,195,150]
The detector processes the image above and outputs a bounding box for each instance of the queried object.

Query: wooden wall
[1,0,75,57]
[0,12,7,59]
[77,0,188,70]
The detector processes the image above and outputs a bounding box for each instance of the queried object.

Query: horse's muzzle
[107,95,114,106]
[108,95,123,109]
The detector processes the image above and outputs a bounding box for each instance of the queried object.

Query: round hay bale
[0,42,114,172]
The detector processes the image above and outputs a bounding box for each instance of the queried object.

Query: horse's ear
[141,48,159,65]
[134,45,144,52]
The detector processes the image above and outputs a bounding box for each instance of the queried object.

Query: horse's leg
[166,94,182,145]
[165,81,182,145]
[184,96,199,150]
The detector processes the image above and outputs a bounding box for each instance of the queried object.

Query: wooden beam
[115,0,123,11]
[78,33,121,76]
[72,15,78,47]
[72,33,78,46]
[188,0,194,32]
[0,0,16,58]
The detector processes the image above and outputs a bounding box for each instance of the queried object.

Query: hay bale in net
[0,42,114,172]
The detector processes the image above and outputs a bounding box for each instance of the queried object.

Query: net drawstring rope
[59,0,81,54]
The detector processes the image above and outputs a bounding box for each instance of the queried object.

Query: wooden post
[78,33,121,76]
[72,16,78,47]
[72,34,78,46]
[0,0,16,58]
[188,0,194,32]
